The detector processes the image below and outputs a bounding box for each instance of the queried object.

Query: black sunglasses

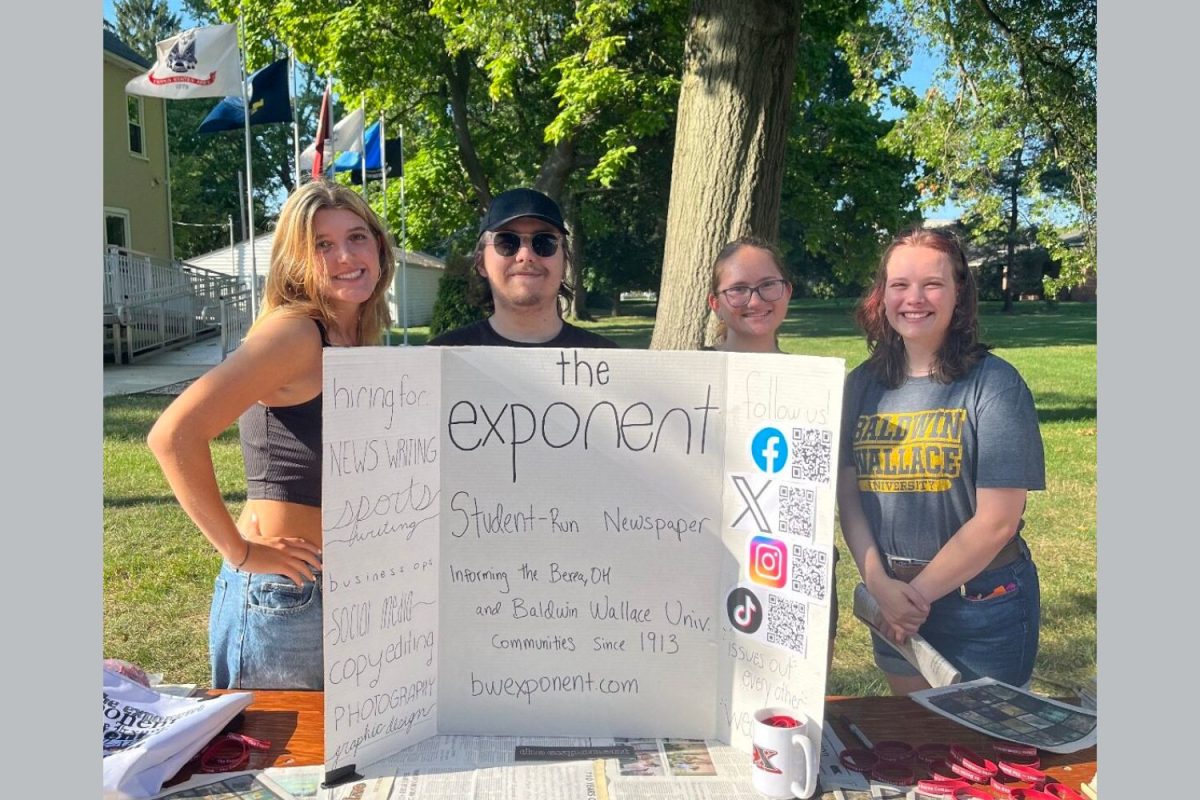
[483,230,562,258]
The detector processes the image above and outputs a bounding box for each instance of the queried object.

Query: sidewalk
[103,337,225,397]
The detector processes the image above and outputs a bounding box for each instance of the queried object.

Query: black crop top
[238,319,330,507]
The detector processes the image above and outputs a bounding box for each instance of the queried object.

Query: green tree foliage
[781,14,920,293]
[876,0,1096,293]
[211,0,685,304]
[112,0,180,59]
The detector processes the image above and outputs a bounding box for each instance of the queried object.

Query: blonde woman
[148,182,394,689]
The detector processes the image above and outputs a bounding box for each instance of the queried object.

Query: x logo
[732,475,772,532]
[753,743,782,773]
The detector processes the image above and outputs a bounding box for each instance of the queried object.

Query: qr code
[790,427,832,484]
[778,483,816,539]
[790,543,829,602]
[766,592,807,656]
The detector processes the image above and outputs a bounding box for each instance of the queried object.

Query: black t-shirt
[428,318,619,348]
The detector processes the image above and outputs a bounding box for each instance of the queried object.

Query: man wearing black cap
[428,188,619,348]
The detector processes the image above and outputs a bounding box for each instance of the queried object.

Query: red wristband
[998,760,1047,783]
[927,759,960,781]
[917,742,953,764]
[838,748,878,773]
[949,760,993,784]
[990,776,1038,797]
[1043,784,1086,800]
[871,763,915,785]
[993,742,1039,761]
[873,739,915,763]
[916,778,971,796]
[949,744,998,778]
[1009,790,1058,800]
[197,733,271,773]
[952,788,992,800]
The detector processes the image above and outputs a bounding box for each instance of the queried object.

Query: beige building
[104,29,173,260]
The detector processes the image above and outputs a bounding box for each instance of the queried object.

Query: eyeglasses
[482,230,563,258]
[718,278,789,307]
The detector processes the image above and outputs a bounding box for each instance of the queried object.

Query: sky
[104,0,961,220]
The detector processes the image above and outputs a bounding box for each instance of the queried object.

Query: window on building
[105,209,130,249]
[127,95,145,157]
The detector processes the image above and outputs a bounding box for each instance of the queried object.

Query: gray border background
[15,0,98,796]
[1099,0,1194,794]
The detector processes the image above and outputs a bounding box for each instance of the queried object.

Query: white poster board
[321,347,844,775]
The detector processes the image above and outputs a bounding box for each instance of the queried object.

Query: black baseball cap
[478,188,568,236]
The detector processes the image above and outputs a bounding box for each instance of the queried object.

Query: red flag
[311,85,332,179]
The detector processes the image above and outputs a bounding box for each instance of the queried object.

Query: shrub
[429,252,487,336]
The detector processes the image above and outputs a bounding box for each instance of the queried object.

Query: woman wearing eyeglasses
[706,237,839,667]
[837,226,1044,693]
[706,236,793,352]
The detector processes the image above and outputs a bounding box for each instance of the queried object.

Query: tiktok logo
[726,587,763,634]
[751,427,787,474]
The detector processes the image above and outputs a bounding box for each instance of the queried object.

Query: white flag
[299,106,366,170]
[125,24,242,99]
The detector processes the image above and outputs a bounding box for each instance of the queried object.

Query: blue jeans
[871,540,1040,686]
[209,560,324,689]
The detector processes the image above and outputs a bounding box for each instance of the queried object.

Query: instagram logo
[749,536,787,588]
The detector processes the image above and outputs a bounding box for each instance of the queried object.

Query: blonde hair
[250,181,395,345]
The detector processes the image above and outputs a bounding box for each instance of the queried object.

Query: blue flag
[197,58,291,133]
[334,121,404,182]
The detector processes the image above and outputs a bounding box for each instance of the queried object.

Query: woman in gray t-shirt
[837,227,1045,693]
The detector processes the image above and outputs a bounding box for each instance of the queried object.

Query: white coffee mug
[751,707,818,800]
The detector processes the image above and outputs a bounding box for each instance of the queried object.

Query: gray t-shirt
[840,353,1045,561]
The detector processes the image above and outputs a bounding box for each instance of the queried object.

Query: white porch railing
[104,246,253,363]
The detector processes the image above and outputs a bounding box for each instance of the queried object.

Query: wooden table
[187,691,1096,794]
[826,695,1096,793]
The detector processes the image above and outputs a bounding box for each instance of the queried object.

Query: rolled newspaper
[852,582,962,687]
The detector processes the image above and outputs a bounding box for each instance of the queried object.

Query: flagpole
[359,97,368,201]
[290,47,300,189]
[381,113,390,346]
[237,11,260,317]
[379,112,387,221]
[399,123,408,345]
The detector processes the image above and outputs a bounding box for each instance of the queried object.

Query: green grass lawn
[103,299,1096,696]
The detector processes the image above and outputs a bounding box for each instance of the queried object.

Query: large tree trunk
[650,0,801,351]
[561,191,593,321]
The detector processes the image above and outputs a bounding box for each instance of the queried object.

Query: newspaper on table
[103,667,254,799]
[357,734,765,800]
[910,678,1097,754]
[852,583,961,688]
[151,767,394,800]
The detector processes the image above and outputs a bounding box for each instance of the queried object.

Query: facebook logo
[751,427,787,474]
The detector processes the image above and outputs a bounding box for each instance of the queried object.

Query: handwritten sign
[322,348,844,773]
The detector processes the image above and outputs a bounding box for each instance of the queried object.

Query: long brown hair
[708,236,790,345]
[855,226,989,388]
[250,181,395,345]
